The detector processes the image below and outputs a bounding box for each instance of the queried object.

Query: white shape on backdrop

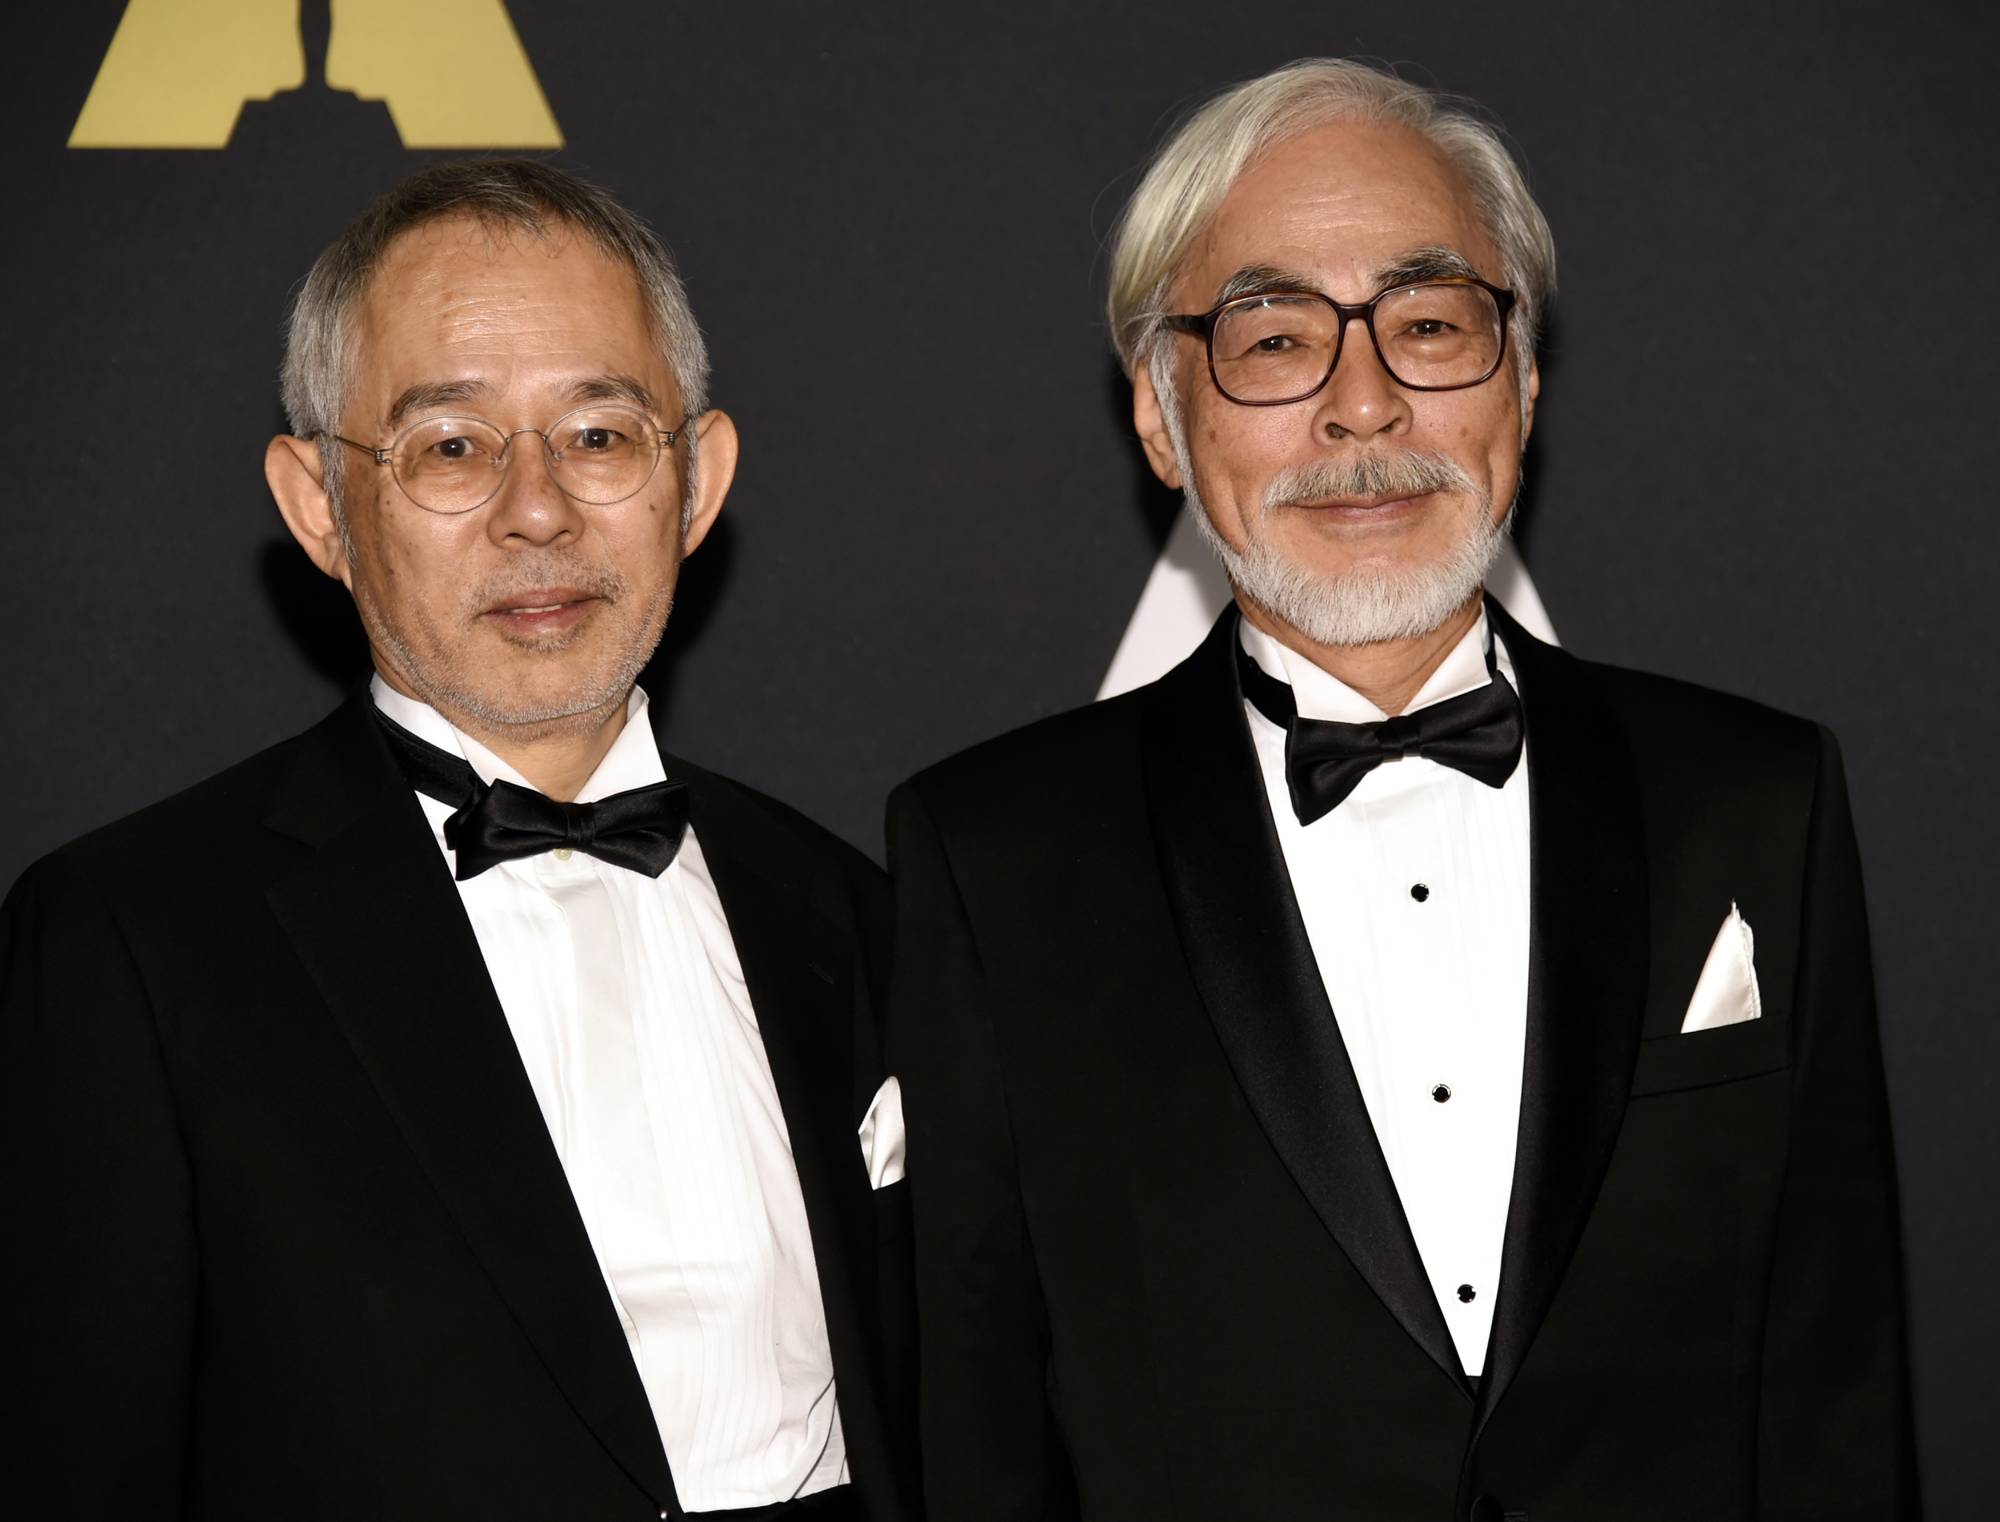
[1097,509,1558,699]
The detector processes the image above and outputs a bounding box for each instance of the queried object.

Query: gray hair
[1106,59,1556,382]
[281,158,709,512]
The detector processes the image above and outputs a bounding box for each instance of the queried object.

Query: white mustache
[1262,450,1479,511]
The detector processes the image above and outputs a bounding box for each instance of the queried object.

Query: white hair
[1106,58,1556,385]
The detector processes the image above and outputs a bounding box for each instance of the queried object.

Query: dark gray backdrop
[6,1,1995,1512]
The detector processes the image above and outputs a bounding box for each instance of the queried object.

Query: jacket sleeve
[885,781,1079,1522]
[1756,728,1918,1519]
[0,855,197,1519]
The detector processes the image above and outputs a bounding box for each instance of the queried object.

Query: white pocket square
[1679,902,1763,1033]
[857,1075,906,1189]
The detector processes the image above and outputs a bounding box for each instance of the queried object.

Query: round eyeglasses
[1163,278,1516,405]
[326,403,689,515]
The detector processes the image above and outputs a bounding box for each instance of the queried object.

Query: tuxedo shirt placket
[369,681,847,1510]
[1240,616,1532,1375]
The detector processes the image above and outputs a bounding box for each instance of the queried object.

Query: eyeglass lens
[1210,284,1505,402]
[390,404,664,514]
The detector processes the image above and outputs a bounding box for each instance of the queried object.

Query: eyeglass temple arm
[324,433,392,465]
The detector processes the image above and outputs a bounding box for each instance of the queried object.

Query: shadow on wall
[261,538,369,690]
[637,512,734,733]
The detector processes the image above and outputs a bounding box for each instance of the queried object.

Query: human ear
[1131,362,1186,490]
[679,409,738,558]
[267,435,351,587]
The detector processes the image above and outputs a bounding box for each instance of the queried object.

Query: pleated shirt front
[373,679,846,1510]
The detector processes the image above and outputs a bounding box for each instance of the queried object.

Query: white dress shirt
[1239,614,1531,1375]
[372,678,846,1510]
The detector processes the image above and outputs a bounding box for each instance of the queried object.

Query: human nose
[1308,313,1413,442]
[484,429,586,547]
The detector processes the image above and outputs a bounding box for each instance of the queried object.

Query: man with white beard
[886,58,1912,1522]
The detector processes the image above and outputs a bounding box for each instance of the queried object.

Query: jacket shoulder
[17,722,330,896]
[675,763,891,989]
[1572,655,1829,784]
[694,765,882,882]
[894,687,1150,830]
[672,758,888,952]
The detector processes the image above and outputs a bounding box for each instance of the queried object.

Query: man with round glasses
[888,58,1911,1521]
[1,161,916,1522]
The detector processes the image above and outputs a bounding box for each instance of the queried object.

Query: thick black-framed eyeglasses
[325,402,691,515]
[1163,277,1516,405]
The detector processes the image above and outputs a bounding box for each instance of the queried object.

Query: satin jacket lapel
[1474,601,1650,1436]
[262,699,678,1511]
[663,742,888,1462]
[1144,612,1466,1392]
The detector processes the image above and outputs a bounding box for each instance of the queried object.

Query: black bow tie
[372,708,690,881]
[1237,640,1525,826]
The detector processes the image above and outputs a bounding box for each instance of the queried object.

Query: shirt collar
[1237,608,1513,724]
[368,676,665,802]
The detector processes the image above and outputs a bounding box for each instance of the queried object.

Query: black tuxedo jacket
[0,696,919,1522]
[887,604,1913,1522]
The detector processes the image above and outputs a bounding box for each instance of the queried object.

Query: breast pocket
[1629,1014,1791,1098]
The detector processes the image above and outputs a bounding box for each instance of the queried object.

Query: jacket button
[1469,1495,1505,1522]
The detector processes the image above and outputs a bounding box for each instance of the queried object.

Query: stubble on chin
[353,559,675,738]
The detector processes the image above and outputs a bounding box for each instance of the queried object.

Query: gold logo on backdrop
[70,0,562,149]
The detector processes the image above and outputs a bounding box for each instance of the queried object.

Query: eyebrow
[1212,264,1322,306]
[1206,247,1487,311]
[384,378,491,430]
[562,373,659,414]
[381,373,662,432]
[1369,245,1485,290]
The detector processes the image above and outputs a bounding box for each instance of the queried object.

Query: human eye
[571,424,630,452]
[399,419,498,475]
[426,431,490,461]
[1382,284,1492,345]
[1217,297,1328,363]
[556,408,645,458]
[1397,315,1461,340]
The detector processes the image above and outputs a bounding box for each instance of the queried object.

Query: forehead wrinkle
[355,217,671,437]
[1184,122,1500,303]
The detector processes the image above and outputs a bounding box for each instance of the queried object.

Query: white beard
[1155,354,1513,648]
[1184,474,1512,649]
